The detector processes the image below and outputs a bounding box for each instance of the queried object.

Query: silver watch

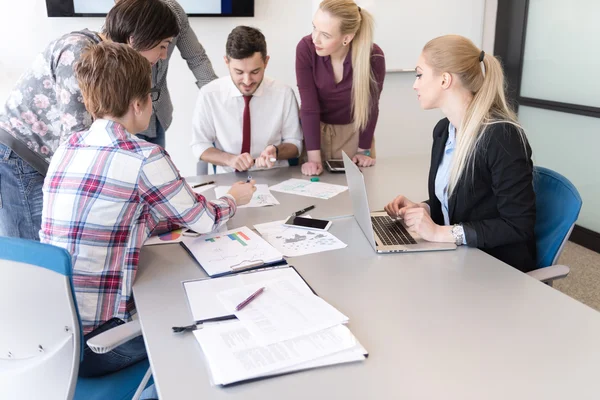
[451,224,465,246]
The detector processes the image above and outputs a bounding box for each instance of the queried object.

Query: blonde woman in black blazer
[384,35,536,272]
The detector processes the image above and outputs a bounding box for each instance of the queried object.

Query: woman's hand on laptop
[402,207,442,242]
[385,195,425,218]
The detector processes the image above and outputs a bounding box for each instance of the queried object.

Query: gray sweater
[0,30,100,175]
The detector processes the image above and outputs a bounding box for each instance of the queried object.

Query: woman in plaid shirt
[40,42,255,377]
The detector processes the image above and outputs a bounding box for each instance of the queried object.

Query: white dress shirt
[191,76,303,174]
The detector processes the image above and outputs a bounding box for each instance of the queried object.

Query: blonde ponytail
[319,0,377,133]
[422,35,525,195]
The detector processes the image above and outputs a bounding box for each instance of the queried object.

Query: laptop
[342,151,457,253]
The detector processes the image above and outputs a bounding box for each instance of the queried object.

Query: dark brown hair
[75,42,151,119]
[226,26,267,61]
[103,0,180,51]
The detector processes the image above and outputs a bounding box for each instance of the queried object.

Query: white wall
[0,0,497,177]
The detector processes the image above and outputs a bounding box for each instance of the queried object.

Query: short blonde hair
[74,42,151,119]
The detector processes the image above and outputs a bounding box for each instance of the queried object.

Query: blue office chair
[526,166,583,284]
[0,237,152,400]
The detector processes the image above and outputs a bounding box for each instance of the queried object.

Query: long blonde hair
[319,0,377,133]
[423,35,524,195]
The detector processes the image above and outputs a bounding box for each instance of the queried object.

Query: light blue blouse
[434,123,456,226]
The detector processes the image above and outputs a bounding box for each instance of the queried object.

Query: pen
[192,180,215,189]
[171,314,237,333]
[291,205,315,217]
[235,287,265,311]
[246,174,252,183]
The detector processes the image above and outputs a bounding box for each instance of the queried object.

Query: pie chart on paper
[159,229,183,241]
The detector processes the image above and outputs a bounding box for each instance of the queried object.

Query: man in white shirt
[191,26,303,174]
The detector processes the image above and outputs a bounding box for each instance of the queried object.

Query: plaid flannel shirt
[40,119,236,334]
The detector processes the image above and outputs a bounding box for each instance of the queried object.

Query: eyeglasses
[150,88,161,102]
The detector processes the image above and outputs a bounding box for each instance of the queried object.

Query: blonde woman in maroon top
[296,0,386,176]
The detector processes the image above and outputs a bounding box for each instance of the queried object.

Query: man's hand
[255,145,277,169]
[228,153,254,171]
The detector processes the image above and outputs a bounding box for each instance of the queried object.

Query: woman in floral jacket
[0,0,179,240]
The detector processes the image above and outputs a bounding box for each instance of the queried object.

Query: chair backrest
[0,237,82,400]
[533,166,583,269]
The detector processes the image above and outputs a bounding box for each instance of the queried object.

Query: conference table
[133,156,600,399]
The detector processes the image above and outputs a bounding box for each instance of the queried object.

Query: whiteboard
[311,0,486,71]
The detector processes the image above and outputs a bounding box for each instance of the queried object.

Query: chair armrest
[526,265,570,283]
[86,320,142,354]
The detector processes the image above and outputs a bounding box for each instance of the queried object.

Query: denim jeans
[137,118,166,149]
[79,318,148,378]
[0,143,44,240]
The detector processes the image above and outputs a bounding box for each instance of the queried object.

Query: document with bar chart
[181,226,284,277]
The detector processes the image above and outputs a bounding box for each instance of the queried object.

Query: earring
[343,41,348,46]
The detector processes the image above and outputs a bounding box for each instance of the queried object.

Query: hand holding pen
[227,177,256,206]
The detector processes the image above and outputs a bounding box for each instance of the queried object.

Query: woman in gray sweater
[0,0,180,240]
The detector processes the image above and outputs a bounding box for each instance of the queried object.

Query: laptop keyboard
[371,215,417,246]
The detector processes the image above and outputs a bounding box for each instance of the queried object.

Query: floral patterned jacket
[0,30,100,175]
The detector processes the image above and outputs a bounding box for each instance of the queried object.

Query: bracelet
[451,224,465,246]
[272,145,279,159]
[356,149,371,157]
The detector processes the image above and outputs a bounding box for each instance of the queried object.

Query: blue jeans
[0,143,44,240]
[137,118,166,149]
[79,318,148,378]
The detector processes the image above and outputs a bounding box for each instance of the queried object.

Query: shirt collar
[446,123,457,149]
[227,76,267,98]
[92,119,131,141]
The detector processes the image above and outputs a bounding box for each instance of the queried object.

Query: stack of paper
[184,267,367,386]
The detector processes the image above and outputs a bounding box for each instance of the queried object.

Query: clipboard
[179,226,286,277]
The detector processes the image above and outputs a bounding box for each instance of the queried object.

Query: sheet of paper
[183,267,313,322]
[254,218,347,257]
[214,184,279,208]
[273,344,367,375]
[269,178,348,200]
[181,226,283,276]
[192,184,216,194]
[217,278,348,345]
[193,321,360,385]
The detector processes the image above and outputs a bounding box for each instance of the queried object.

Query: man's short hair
[104,0,180,51]
[226,26,267,61]
[75,42,151,119]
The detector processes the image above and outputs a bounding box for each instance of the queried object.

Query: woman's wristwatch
[451,224,465,246]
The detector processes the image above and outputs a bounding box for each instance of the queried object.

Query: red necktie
[241,95,252,154]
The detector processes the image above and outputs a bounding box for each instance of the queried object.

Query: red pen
[235,287,265,311]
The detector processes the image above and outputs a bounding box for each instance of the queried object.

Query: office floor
[555,241,600,311]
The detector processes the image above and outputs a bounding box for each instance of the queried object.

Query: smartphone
[325,159,345,173]
[283,216,332,231]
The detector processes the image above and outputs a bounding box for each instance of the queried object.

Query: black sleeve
[462,123,536,248]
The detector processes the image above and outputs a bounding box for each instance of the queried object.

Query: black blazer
[426,118,537,273]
